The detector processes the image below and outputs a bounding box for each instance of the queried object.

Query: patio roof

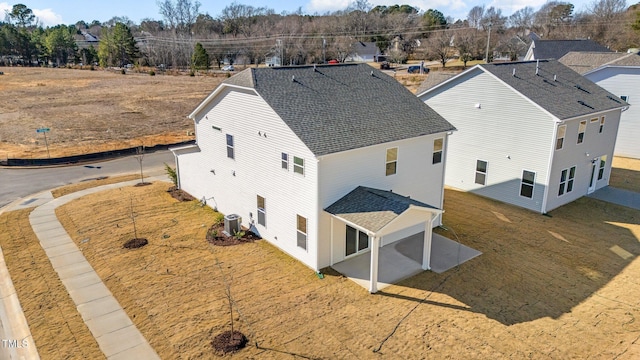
[324,186,441,235]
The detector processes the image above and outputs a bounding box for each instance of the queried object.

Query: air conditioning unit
[223,214,242,235]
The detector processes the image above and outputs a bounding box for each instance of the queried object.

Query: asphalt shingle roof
[325,186,438,232]
[531,39,611,60]
[221,63,455,156]
[558,51,640,74]
[479,60,628,120]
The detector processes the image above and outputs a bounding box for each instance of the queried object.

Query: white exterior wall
[420,69,555,213]
[545,110,621,212]
[176,87,320,270]
[586,67,640,159]
[317,133,448,266]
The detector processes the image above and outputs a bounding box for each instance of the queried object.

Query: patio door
[588,160,598,194]
[346,225,369,257]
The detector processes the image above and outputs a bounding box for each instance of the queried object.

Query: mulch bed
[123,238,148,249]
[206,222,261,246]
[167,186,196,202]
[211,330,248,355]
[134,182,152,187]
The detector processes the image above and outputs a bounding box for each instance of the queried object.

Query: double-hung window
[281,153,289,170]
[432,138,443,164]
[386,147,398,176]
[598,155,607,180]
[226,134,234,159]
[475,160,488,185]
[556,125,566,150]
[520,170,536,198]
[293,156,304,175]
[558,166,576,196]
[296,215,307,250]
[599,116,605,134]
[257,195,266,227]
[577,121,587,144]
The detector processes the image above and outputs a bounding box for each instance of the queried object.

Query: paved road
[0,150,175,210]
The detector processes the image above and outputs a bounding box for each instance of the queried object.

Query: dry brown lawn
[611,157,640,193]
[28,162,636,359]
[0,67,225,159]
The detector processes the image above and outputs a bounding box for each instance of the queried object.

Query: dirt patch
[167,186,195,202]
[206,222,261,246]
[123,238,148,249]
[211,330,248,355]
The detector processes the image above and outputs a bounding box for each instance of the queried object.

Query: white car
[222,65,234,71]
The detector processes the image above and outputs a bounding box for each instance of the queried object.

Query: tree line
[1,0,639,70]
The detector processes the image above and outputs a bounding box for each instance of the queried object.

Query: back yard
[0,159,638,358]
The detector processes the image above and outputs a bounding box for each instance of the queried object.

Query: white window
[558,166,576,196]
[599,116,605,134]
[345,225,369,257]
[577,120,587,144]
[293,156,304,175]
[475,160,487,185]
[520,170,535,198]
[556,125,566,150]
[432,138,443,164]
[257,195,266,227]
[296,215,307,250]
[598,155,607,180]
[386,147,398,176]
[226,134,234,159]
[281,153,288,170]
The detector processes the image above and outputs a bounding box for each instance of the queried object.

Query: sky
[1,0,596,27]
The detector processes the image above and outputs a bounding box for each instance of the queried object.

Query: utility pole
[322,37,326,64]
[485,23,492,64]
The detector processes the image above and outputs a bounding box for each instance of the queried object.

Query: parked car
[328,59,339,64]
[222,65,235,71]
[407,65,429,74]
[379,61,390,70]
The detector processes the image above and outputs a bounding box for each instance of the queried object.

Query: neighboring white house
[172,63,455,292]
[524,39,611,61]
[345,42,381,62]
[559,51,640,158]
[417,60,628,213]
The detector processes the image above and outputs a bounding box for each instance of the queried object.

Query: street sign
[36,128,50,133]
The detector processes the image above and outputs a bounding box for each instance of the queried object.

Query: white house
[345,42,381,62]
[417,60,628,213]
[559,51,640,158]
[523,39,611,61]
[172,64,455,292]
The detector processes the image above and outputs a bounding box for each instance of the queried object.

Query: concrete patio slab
[588,186,640,211]
[77,296,122,322]
[85,309,134,337]
[332,233,481,291]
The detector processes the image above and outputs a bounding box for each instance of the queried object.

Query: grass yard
[2,160,630,358]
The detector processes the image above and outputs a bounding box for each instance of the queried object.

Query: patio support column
[422,216,434,270]
[369,235,380,293]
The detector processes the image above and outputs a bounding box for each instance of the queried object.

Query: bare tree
[589,0,627,20]
[509,7,535,36]
[426,30,455,68]
[467,5,485,29]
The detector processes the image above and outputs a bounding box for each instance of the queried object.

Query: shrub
[214,213,225,225]
[164,163,177,186]
[121,68,126,75]
[233,230,246,240]
[149,70,155,76]
[189,70,195,77]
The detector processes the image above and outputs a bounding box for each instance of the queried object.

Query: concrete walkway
[28,178,165,360]
[588,186,640,211]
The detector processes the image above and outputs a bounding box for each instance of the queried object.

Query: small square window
[620,95,628,102]
[293,156,304,175]
[281,153,288,170]
[386,147,398,176]
[432,138,443,164]
[226,134,234,159]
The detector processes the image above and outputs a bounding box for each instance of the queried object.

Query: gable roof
[558,51,640,74]
[325,186,440,233]
[352,41,380,56]
[529,39,611,60]
[200,63,455,157]
[415,72,458,95]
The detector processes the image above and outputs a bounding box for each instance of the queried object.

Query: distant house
[417,60,628,213]
[171,64,455,292]
[524,39,611,61]
[559,51,640,158]
[345,42,381,62]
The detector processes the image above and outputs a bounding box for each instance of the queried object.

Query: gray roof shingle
[531,39,611,60]
[221,63,455,156]
[479,60,628,120]
[325,186,438,232]
[558,51,640,74]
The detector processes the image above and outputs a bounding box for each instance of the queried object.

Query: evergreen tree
[191,42,209,70]
[98,22,139,67]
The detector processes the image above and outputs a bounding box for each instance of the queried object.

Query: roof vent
[512,68,516,76]
[575,84,590,94]
[553,74,557,81]
[313,64,317,71]
[578,100,595,109]
[607,95,622,103]
[291,75,295,82]
[370,70,374,76]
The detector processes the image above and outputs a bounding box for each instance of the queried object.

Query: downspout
[541,120,561,214]
[438,132,452,226]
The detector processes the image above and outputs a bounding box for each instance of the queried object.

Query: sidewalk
[588,186,640,211]
[0,177,169,359]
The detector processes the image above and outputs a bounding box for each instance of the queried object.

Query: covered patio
[325,186,481,293]
[331,232,482,292]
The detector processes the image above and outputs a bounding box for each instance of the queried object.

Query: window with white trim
[296,215,307,250]
[620,95,628,102]
[558,166,576,196]
[386,147,398,176]
[345,225,369,257]
[432,138,443,164]
[281,153,288,170]
[556,125,566,150]
[475,160,487,185]
[293,156,304,175]
[599,116,605,134]
[577,120,587,144]
[520,170,535,198]
[598,155,607,180]
[257,195,266,227]
[226,134,234,159]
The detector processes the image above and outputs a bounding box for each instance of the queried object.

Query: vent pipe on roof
[313,64,317,71]
[512,68,516,76]
[292,75,295,82]
[554,74,557,81]
[371,71,374,76]
[535,60,539,75]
